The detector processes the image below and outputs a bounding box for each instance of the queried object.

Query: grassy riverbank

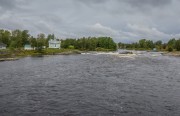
[0,48,116,61]
[0,49,81,56]
[1,48,179,62]
[0,49,82,60]
[162,51,180,57]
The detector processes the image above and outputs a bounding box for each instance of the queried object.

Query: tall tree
[175,39,180,51]
[155,40,162,50]
[139,39,146,48]
[0,30,11,46]
[167,38,176,50]
[12,29,22,48]
[21,30,30,45]
[37,33,46,50]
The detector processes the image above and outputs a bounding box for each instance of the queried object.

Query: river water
[0,51,180,116]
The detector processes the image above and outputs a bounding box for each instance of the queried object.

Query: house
[48,39,61,49]
[24,44,34,50]
[0,43,7,50]
[152,48,157,52]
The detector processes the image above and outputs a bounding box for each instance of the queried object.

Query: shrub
[68,45,75,49]
[168,47,173,52]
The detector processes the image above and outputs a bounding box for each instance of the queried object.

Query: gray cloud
[77,0,108,4]
[0,0,180,42]
[124,0,171,7]
[0,0,16,9]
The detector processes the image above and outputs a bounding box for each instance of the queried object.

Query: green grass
[95,47,116,52]
[0,48,118,58]
[44,48,82,55]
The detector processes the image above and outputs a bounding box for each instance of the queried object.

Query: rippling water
[0,52,180,116]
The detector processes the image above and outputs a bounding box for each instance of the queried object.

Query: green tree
[9,41,17,50]
[0,29,11,47]
[29,36,37,49]
[61,37,116,51]
[167,38,176,50]
[175,39,180,51]
[36,33,46,52]
[155,40,162,50]
[139,39,146,48]
[21,30,30,46]
[12,29,22,48]
[146,40,154,49]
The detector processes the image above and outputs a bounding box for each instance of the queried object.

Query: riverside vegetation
[1,29,180,60]
[118,38,180,52]
[0,29,117,60]
[118,38,180,56]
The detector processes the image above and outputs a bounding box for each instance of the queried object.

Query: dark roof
[0,43,7,47]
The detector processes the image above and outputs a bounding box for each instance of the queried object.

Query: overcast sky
[0,0,180,42]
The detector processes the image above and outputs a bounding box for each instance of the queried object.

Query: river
[0,51,180,116]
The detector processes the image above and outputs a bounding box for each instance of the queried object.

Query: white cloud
[127,24,171,41]
[88,23,140,42]
[90,23,119,36]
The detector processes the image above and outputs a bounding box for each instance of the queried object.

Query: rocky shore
[0,49,83,62]
[161,51,180,57]
[0,58,19,62]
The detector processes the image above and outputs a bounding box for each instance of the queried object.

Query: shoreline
[0,49,82,62]
[161,51,180,57]
[0,57,19,62]
[121,49,180,57]
[0,49,115,62]
[1,49,179,62]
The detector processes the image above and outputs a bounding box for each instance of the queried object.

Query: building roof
[0,43,7,47]
[24,44,31,47]
[49,39,61,44]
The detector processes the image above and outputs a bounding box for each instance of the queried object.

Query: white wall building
[0,43,7,50]
[49,39,61,49]
[24,44,34,50]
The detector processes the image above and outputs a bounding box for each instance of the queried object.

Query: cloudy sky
[0,0,180,42]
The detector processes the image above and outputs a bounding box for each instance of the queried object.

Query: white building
[49,39,61,49]
[0,43,7,50]
[24,44,34,50]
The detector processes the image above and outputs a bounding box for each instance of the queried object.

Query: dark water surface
[0,53,180,116]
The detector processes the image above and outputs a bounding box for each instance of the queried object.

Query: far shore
[0,48,116,62]
[125,48,180,57]
[0,49,82,62]
[161,51,180,57]
[0,49,179,62]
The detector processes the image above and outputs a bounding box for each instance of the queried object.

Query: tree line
[61,37,117,51]
[0,29,117,51]
[118,38,180,51]
[1,29,180,52]
[0,29,56,49]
